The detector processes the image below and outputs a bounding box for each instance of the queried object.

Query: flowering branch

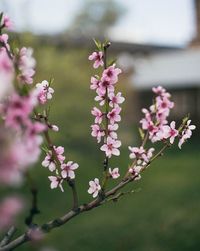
[0,14,196,251]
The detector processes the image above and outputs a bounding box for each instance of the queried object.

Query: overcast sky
[0,0,196,45]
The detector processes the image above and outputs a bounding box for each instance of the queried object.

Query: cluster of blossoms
[0,14,59,230]
[89,54,124,158]
[128,146,155,179]
[139,86,195,147]
[128,86,196,179]
[42,146,79,192]
[88,47,124,197]
[0,17,46,187]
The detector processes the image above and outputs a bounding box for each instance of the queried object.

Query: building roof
[132,48,200,90]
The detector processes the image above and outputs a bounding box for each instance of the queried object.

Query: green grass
[1,38,200,251]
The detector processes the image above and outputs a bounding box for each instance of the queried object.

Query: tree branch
[0,175,134,251]
[0,227,16,247]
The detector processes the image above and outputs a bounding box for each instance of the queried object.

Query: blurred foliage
[68,0,125,39]
[1,34,200,251]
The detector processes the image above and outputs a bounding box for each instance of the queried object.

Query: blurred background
[0,0,200,250]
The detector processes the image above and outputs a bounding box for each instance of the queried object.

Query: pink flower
[107,107,121,124]
[36,80,54,104]
[94,91,106,106]
[18,47,36,84]
[102,65,122,84]
[91,107,103,124]
[152,86,170,98]
[100,137,121,158]
[0,34,10,50]
[156,96,174,112]
[108,123,118,139]
[48,176,64,192]
[128,146,145,159]
[99,76,115,94]
[1,14,12,29]
[4,93,34,130]
[0,48,13,99]
[88,51,104,68]
[90,76,100,90]
[50,124,59,132]
[129,166,142,180]
[88,178,101,198]
[42,154,56,172]
[178,120,196,149]
[109,167,120,179]
[129,146,154,164]
[160,121,178,144]
[0,196,23,230]
[108,92,125,107]
[42,146,65,172]
[91,124,105,143]
[61,161,79,179]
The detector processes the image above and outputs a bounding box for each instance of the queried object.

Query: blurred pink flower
[0,196,23,230]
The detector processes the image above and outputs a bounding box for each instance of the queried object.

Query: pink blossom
[36,80,54,104]
[91,124,105,143]
[107,107,121,124]
[94,90,106,106]
[100,136,121,158]
[50,124,59,132]
[90,76,100,90]
[42,155,56,172]
[152,86,170,98]
[18,47,36,84]
[88,51,104,68]
[128,146,145,159]
[109,167,120,179]
[108,123,118,139]
[0,196,23,230]
[102,65,122,84]
[160,121,178,144]
[4,93,34,130]
[61,161,79,179]
[178,120,196,149]
[156,96,174,113]
[48,176,64,192]
[0,33,10,50]
[91,107,103,124]
[129,146,154,164]
[42,146,65,172]
[108,92,125,107]
[129,167,142,180]
[0,48,13,98]
[99,76,114,94]
[1,14,12,29]
[88,178,101,198]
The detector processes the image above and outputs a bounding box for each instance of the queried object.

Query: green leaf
[93,38,102,51]
[138,127,145,140]
[0,12,3,24]
[108,59,117,67]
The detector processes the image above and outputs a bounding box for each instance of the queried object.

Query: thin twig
[0,226,16,247]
